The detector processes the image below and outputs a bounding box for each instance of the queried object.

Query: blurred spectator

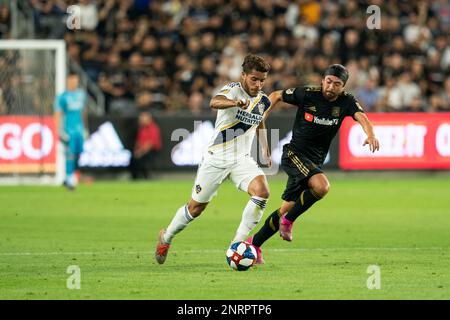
[0,88,7,114]
[431,0,450,32]
[80,32,106,81]
[430,77,450,112]
[25,0,449,114]
[127,52,148,95]
[135,91,153,111]
[355,77,381,112]
[130,111,162,180]
[299,0,321,25]
[340,0,365,30]
[377,77,398,112]
[403,12,431,47]
[195,56,217,91]
[340,29,363,65]
[67,41,81,64]
[188,91,207,114]
[31,0,67,38]
[97,0,116,36]
[389,72,422,111]
[98,53,131,113]
[434,34,449,70]
[0,3,10,39]
[79,0,99,31]
[410,58,427,92]
[219,36,246,80]
[427,50,447,95]
[3,73,35,115]
[134,0,151,14]
[140,35,159,65]
[408,96,427,113]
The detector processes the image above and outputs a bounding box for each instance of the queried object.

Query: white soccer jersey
[206,82,272,164]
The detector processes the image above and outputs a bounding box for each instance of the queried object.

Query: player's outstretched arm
[268,90,283,110]
[354,112,380,153]
[260,90,284,122]
[210,95,249,110]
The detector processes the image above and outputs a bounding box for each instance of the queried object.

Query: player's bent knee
[249,183,270,199]
[313,183,330,199]
[248,186,270,199]
[248,175,270,199]
[255,188,270,199]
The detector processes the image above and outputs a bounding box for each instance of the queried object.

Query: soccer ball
[226,241,257,271]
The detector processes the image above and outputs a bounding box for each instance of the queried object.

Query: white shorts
[191,154,265,203]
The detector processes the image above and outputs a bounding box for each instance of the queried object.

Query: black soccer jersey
[282,86,364,165]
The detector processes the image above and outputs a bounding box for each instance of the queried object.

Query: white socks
[163,197,267,245]
[232,196,268,243]
[163,205,194,244]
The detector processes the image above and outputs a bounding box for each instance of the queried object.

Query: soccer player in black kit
[248,64,380,264]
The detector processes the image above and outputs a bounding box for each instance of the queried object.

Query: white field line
[0,247,449,256]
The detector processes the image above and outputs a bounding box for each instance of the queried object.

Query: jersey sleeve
[281,87,305,106]
[215,82,239,100]
[346,94,365,120]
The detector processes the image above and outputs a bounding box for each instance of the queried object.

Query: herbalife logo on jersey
[236,109,263,125]
[79,122,131,167]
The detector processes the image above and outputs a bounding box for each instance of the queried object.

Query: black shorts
[280,144,323,202]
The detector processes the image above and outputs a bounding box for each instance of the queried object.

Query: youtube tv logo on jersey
[340,113,450,170]
[0,116,57,173]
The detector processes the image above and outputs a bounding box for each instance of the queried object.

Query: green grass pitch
[1,174,449,300]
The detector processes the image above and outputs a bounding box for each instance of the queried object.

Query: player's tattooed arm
[210,95,250,110]
[354,112,380,153]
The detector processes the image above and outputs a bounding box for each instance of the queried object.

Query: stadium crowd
[9,1,450,114]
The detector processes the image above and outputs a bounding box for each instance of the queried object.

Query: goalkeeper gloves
[59,130,69,144]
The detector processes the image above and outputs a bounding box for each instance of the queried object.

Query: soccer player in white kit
[155,54,272,264]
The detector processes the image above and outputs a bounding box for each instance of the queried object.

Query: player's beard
[242,83,257,97]
[324,90,337,101]
[249,88,259,96]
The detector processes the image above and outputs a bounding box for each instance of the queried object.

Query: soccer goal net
[0,40,66,185]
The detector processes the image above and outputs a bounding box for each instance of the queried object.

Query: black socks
[284,189,321,222]
[252,209,281,247]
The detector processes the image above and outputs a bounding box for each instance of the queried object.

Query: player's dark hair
[323,64,349,85]
[242,54,270,74]
[68,72,79,78]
